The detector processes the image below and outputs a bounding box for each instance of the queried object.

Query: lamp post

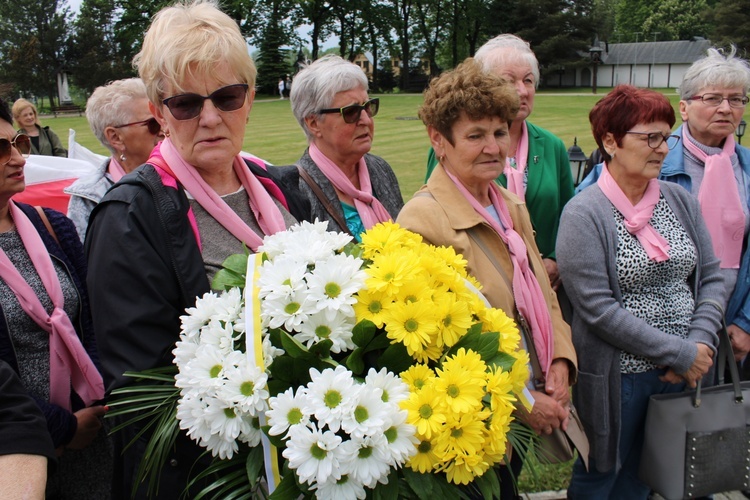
[568,137,588,186]
[737,119,747,145]
[589,44,603,94]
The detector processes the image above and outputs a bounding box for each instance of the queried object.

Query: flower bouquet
[108,221,531,499]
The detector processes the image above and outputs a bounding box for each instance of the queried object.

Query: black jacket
[85,160,309,498]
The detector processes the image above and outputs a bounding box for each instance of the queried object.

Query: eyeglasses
[113,117,161,135]
[625,131,681,150]
[162,83,249,120]
[0,134,31,165]
[689,94,749,108]
[318,98,380,124]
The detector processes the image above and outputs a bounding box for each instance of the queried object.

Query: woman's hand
[659,368,684,384]
[728,324,750,361]
[67,406,106,450]
[519,391,569,435]
[543,258,561,290]
[681,343,714,388]
[545,359,571,408]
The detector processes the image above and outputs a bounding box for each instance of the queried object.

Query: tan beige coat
[397,164,577,376]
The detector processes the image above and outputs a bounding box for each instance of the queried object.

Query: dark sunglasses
[0,134,31,165]
[162,83,249,121]
[318,98,380,124]
[113,117,161,135]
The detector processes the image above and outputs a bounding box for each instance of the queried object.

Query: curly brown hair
[418,58,519,145]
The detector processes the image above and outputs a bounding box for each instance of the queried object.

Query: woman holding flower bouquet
[397,59,577,499]
[290,55,404,240]
[85,1,309,497]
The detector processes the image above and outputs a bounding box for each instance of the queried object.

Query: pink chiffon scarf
[503,121,529,200]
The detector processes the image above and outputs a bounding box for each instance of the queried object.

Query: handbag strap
[296,164,353,237]
[694,299,742,406]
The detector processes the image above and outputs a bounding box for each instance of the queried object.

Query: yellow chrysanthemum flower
[360,221,422,260]
[353,288,391,328]
[396,279,433,305]
[442,348,487,381]
[401,364,436,393]
[433,365,485,414]
[431,245,469,276]
[509,350,532,395]
[478,307,520,353]
[365,252,418,298]
[402,386,446,439]
[436,412,487,458]
[434,294,473,348]
[412,341,443,363]
[408,437,442,473]
[445,452,491,485]
[485,368,516,412]
[418,249,463,289]
[382,300,439,356]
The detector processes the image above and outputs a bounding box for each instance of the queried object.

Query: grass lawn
[43,88,684,203]
[41,90,680,492]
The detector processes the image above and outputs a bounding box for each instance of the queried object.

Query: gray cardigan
[296,149,404,234]
[556,181,723,474]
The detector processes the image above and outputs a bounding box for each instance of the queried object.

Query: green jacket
[19,124,67,157]
[425,121,574,259]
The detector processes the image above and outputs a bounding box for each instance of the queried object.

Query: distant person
[290,54,403,240]
[12,98,67,157]
[661,46,750,372]
[65,78,164,241]
[278,77,285,99]
[0,358,55,499]
[0,96,112,498]
[285,74,292,98]
[424,34,574,289]
[557,85,722,499]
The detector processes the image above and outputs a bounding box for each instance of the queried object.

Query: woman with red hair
[556,85,724,498]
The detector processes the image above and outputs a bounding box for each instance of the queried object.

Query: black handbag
[639,306,750,499]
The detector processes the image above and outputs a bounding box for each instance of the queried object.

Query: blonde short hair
[11,98,40,128]
[134,0,256,105]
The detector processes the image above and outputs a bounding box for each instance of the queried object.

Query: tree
[294,0,335,60]
[0,0,71,105]
[68,0,134,95]
[256,0,293,94]
[114,0,170,74]
[710,0,750,55]
[642,0,713,40]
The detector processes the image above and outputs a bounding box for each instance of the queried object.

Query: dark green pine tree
[256,5,291,96]
[710,0,750,55]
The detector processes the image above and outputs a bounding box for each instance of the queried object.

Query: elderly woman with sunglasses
[290,55,403,240]
[65,78,163,241]
[658,47,750,369]
[556,85,723,499]
[0,97,112,498]
[84,2,308,497]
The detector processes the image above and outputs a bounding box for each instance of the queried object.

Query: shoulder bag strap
[296,164,353,236]
[35,206,59,245]
[694,299,742,405]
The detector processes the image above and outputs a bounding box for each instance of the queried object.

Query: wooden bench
[50,104,83,117]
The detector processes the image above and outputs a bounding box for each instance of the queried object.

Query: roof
[599,39,712,65]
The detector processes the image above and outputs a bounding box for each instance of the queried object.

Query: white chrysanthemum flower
[202,432,239,460]
[219,361,269,415]
[239,416,263,447]
[306,253,366,319]
[311,474,367,500]
[296,311,355,353]
[211,287,244,324]
[261,286,316,332]
[261,220,353,265]
[364,367,410,405]
[339,434,391,488]
[173,339,199,369]
[262,335,285,368]
[176,393,212,444]
[199,318,237,355]
[267,387,310,436]
[306,366,356,432]
[341,386,389,440]
[176,344,227,392]
[381,410,418,465]
[181,291,222,341]
[283,423,345,485]
[204,397,245,442]
[258,256,309,302]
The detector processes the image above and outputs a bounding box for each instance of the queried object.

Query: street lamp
[589,44,603,94]
[737,119,747,145]
[568,137,588,186]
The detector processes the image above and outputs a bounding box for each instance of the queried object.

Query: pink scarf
[107,156,127,183]
[445,170,554,374]
[147,139,288,252]
[597,163,670,262]
[503,121,529,200]
[0,202,104,410]
[308,143,392,229]
[682,127,744,268]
